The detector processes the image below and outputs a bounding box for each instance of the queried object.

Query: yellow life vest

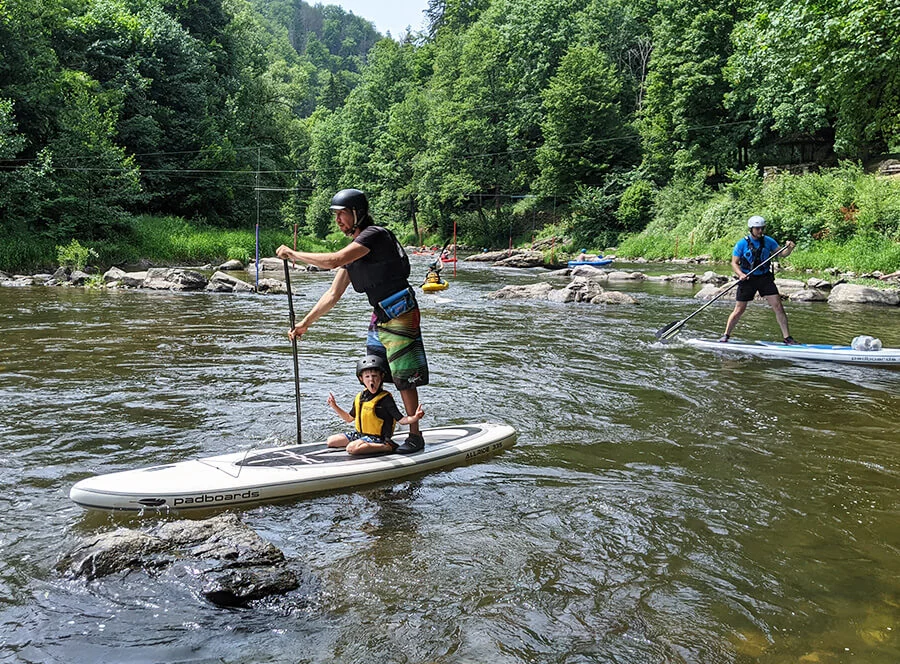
[354,390,395,438]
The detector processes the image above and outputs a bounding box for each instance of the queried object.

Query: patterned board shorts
[366,307,429,391]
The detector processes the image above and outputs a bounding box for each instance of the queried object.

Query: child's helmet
[356,355,388,383]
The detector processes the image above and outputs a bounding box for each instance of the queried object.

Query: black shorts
[736,272,779,301]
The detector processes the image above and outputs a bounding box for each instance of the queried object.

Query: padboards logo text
[171,490,261,507]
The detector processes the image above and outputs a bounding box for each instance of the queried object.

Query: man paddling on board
[275,189,429,454]
[326,355,425,455]
[719,215,798,345]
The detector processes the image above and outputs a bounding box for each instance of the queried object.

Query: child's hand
[413,404,425,421]
[326,392,337,409]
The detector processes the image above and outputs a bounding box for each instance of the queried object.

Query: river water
[0,258,898,663]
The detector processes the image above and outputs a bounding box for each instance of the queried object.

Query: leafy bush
[569,184,621,247]
[56,239,98,270]
[693,198,748,244]
[616,180,655,233]
[788,235,900,273]
[622,163,900,271]
[642,175,713,235]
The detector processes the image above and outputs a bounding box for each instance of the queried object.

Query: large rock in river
[142,267,208,291]
[569,265,610,282]
[57,513,300,607]
[492,251,544,268]
[206,270,255,293]
[547,276,604,303]
[828,283,900,306]
[487,283,554,300]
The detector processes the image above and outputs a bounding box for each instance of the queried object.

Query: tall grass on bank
[125,216,334,265]
[0,216,337,272]
[788,235,900,273]
[0,234,56,272]
[617,164,900,272]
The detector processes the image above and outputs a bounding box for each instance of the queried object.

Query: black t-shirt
[343,225,411,306]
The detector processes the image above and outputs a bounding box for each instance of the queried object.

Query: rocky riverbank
[471,249,900,307]
[2,249,898,306]
[0,257,313,294]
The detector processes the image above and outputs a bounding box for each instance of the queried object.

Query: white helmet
[747,215,766,229]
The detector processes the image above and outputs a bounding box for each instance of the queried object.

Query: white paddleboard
[70,423,517,512]
[685,338,900,365]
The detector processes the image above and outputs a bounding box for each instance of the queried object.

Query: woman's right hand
[288,323,308,341]
[275,245,295,260]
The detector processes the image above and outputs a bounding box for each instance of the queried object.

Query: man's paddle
[282,259,302,443]
[655,245,787,342]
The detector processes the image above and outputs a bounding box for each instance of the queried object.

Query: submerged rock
[592,291,638,304]
[569,265,610,282]
[58,513,300,607]
[256,277,289,294]
[487,278,637,305]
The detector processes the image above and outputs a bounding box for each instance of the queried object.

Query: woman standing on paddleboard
[275,189,429,454]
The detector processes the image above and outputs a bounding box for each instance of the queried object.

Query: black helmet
[356,354,387,383]
[330,188,369,217]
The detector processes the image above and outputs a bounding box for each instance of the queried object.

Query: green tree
[535,44,633,197]
[640,0,741,181]
[44,70,142,240]
[0,98,56,237]
[727,0,900,159]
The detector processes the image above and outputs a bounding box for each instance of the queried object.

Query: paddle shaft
[657,245,787,340]
[282,259,302,443]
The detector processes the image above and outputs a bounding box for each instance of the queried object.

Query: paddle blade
[656,320,684,341]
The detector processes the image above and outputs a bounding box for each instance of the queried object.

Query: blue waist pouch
[377,287,417,322]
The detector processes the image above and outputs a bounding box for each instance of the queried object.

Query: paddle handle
[283,259,302,443]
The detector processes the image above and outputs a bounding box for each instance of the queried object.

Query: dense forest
[1,0,899,271]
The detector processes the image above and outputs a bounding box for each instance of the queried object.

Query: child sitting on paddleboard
[326,355,425,455]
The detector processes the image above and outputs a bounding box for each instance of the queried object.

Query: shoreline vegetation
[2,165,898,283]
[4,0,900,302]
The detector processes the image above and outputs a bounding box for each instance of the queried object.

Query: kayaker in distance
[719,215,799,345]
[422,260,444,286]
[326,355,425,455]
[275,188,429,454]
